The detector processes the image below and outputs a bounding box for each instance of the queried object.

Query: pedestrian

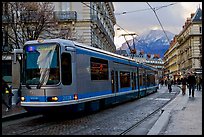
[164,79,167,86]
[196,76,202,91]
[2,78,13,111]
[181,76,188,95]
[177,78,181,85]
[187,72,196,97]
[167,77,172,93]
[161,79,164,86]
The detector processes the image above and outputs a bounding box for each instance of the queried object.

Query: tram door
[111,70,119,93]
[115,71,119,92]
[132,72,136,90]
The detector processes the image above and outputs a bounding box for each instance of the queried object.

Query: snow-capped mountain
[117,29,175,58]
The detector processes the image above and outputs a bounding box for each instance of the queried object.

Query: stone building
[163,35,179,80]
[164,7,202,80]
[51,2,116,52]
[177,7,202,76]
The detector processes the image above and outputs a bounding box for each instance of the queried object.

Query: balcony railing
[20,11,39,23]
[91,15,115,47]
[2,15,13,23]
[54,11,77,21]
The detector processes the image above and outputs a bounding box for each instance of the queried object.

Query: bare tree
[2,2,56,87]
[2,2,55,50]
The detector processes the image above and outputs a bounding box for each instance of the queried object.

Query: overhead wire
[81,2,136,36]
[81,2,140,57]
[115,2,177,15]
[146,2,171,45]
[82,2,175,56]
[81,2,139,54]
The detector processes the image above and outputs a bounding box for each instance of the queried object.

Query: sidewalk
[161,88,202,135]
[148,86,202,135]
[2,103,27,119]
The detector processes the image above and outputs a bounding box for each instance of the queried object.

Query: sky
[113,2,202,49]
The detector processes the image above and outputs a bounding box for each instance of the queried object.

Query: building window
[200,37,202,44]
[90,57,109,80]
[200,27,202,33]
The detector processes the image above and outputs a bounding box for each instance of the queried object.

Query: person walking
[196,76,202,91]
[2,78,12,111]
[181,76,188,95]
[164,79,167,86]
[167,77,172,93]
[161,79,164,86]
[187,72,196,97]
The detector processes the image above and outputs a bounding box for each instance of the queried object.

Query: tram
[18,39,159,113]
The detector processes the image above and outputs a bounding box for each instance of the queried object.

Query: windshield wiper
[26,83,31,89]
[36,68,49,89]
[36,82,43,89]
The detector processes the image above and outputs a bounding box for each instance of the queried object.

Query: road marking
[155,98,170,101]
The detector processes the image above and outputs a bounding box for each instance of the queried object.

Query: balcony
[20,11,39,23]
[54,11,77,22]
[2,15,13,23]
[91,15,115,47]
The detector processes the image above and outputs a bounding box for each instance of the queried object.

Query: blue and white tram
[20,39,158,113]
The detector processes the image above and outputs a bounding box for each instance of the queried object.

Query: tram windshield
[23,43,60,88]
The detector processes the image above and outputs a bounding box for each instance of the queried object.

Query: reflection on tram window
[139,68,144,86]
[120,71,130,88]
[90,57,108,80]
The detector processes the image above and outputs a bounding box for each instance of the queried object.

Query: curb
[147,109,171,135]
[2,111,33,122]
[147,85,182,135]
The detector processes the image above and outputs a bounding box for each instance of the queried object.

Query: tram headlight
[47,96,58,102]
[21,96,25,101]
[51,97,58,101]
[74,94,78,100]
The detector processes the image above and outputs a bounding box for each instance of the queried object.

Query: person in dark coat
[187,72,196,97]
[167,77,172,93]
[196,76,202,91]
[2,78,12,111]
[181,76,188,95]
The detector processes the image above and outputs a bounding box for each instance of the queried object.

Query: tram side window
[61,53,72,85]
[120,71,130,88]
[90,57,109,80]
[149,71,156,86]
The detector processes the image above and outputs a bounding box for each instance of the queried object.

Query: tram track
[120,89,180,135]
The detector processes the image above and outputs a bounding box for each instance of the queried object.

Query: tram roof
[25,39,157,70]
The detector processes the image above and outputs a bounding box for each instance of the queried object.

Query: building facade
[163,7,202,80]
[51,2,116,52]
[163,35,179,80]
[177,7,202,76]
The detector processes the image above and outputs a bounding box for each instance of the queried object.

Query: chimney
[187,18,191,24]
[191,13,195,19]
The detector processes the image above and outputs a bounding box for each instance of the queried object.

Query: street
[2,86,180,135]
